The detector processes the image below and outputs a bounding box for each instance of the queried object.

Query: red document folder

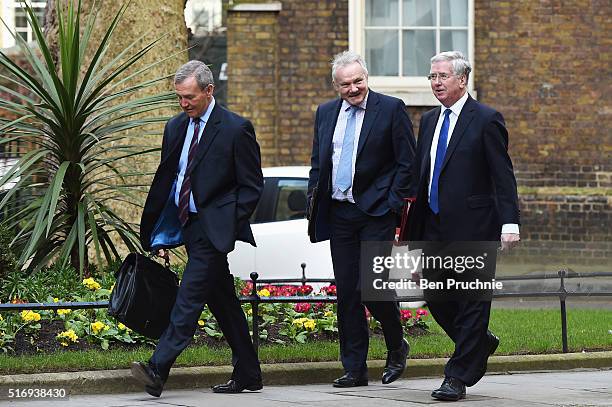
[396,197,416,242]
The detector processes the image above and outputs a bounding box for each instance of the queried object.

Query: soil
[10,320,427,356]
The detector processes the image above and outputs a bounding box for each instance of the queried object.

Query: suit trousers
[423,207,492,387]
[150,215,261,383]
[330,201,403,375]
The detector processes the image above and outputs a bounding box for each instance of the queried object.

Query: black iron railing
[1,267,611,354]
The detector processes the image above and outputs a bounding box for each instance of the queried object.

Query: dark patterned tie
[178,118,201,226]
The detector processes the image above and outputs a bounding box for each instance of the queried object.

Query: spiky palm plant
[0,1,177,275]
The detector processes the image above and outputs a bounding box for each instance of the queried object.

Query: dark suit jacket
[407,95,519,241]
[307,90,416,243]
[140,104,263,254]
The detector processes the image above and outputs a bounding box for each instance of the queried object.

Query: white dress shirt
[331,93,368,202]
[428,92,519,235]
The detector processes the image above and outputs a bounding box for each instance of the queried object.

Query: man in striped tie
[134,61,264,397]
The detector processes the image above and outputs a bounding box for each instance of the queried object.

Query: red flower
[298,285,313,295]
[364,307,371,319]
[400,309,413,322]
[416,308,428,317]
[294,303,311,313]
[314,302,326,311]
[322,284,337,296]
[260,284,277,295]
[240,282,253,296]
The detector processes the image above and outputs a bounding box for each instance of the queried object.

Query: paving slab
[1,369,611,407]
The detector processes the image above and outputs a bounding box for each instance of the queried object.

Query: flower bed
[0,277,431,355]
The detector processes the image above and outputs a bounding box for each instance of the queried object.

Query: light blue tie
[336,105,358,192]
[429,109,452,214]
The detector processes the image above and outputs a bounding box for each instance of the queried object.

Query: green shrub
[0,223,16,280]
[0,1,175,275]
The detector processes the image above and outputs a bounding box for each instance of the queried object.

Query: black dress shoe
[431,376,466,401]
[212,379,263,393]
[332,372,368,388]
[130,361,164,397]
[382,338,410,384]
[488,331,500,355]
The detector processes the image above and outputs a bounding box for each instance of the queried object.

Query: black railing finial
[300,263,306,286]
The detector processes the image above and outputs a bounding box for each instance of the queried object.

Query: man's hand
[500,233,520,250]
[157,249,169,259]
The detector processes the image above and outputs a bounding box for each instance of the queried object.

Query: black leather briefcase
[108,253,179,339]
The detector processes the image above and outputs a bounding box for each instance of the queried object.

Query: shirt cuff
[501,224,520,234]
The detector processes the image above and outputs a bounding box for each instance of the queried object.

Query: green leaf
[0,0,176,273]
[46,161,71,235]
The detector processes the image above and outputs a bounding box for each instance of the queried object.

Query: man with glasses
[407,51,520,401]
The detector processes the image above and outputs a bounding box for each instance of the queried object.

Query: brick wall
[227,7,280,167]
[508,194,611,265]
[225,0,610,262]
[276,0,348,165]
[475,0,611,189]
[227,0,347,167]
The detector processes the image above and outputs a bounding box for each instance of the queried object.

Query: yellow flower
[257,288,270,297]
[324,311,334,317]
[57,329,79,346]
[57,309,71,316]
[20,310,41,322]
[0,314,3,321]
[91,321,107,335]
[53,298,60,303]
[292,317,307,327]
[82,277,101,290]
[118,323,127,330]
[198,320,205,326]
[303,319,316,331]
[247,308,253,315]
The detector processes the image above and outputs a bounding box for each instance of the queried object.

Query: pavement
[1,369,611,406]
[0,352,611,406]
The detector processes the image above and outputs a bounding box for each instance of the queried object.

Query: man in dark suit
[407,51,520,401]
[131,60,263,397]
[308,51,416,387]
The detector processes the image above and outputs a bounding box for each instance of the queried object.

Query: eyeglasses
[427,73,454,81]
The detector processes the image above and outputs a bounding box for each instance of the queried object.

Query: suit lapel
[441,95,476,171]
[190,104,221,170]
[162,114,189,165]
[321,99,343,164]
[420,107,440,178]
[356,90,380,158]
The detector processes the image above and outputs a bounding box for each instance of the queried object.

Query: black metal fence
[1,267,611,354]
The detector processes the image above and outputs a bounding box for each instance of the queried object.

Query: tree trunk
[43,0,188,266]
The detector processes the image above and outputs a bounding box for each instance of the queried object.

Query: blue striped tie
[336,105,358,192]
[429,109,451,214]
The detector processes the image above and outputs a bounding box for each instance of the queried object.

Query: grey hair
[331,50,368,82]
[431,51,471,81]
[174,60,214,89]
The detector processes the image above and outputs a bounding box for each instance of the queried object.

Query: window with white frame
[185,0,223,35]
[350,0,474,105]
[1,1,47,49]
